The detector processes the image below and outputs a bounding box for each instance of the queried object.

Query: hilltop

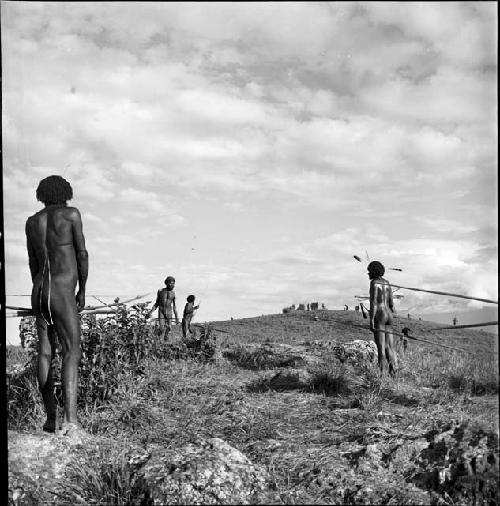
[7,308,499,505]
[210,308,497,351]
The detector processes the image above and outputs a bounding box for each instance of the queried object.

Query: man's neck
[44,203,67,208]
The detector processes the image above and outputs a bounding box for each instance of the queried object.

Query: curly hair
[367,260,385,279]
[164,276,175,285]
[36,175,73,205]
[187,295,195,303]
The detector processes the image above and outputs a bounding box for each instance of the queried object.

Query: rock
[135,437,269,505]
[8,429,96,505]
[332,340,377,367]
[302,441,431,505]
[409,421,499,505]
[8,431,269,506]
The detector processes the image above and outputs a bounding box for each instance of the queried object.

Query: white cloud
[2,2,496,321]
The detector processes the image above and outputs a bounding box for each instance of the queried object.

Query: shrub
[7,309,220,429]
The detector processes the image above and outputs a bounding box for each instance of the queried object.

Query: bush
[7,308,220,429]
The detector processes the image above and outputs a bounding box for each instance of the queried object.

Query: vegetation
[7,308,499,504]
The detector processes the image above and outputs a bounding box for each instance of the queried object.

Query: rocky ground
[7,309,499,505]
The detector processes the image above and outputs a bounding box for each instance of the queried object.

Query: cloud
[2,2,496,321]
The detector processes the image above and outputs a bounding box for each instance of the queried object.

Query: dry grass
[7,310,499,504]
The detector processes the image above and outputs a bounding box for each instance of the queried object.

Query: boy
[148,276,179,340]
[182,295,200,338]
[368,261,397,377]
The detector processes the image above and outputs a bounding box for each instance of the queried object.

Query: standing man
[368,261,397,377]
[26,175,88,435]
[148,276,179,340]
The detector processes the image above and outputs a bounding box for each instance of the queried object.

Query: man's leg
[158,314,164,337]
[52,302,82,429]
[374,325,388,375]
[385,327,398,377]
[37,317,58,432]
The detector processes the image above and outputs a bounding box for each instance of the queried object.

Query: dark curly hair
[187,295,195,303]
[36,175,73,205]
[164,276,175,285]
[367,261,385,279]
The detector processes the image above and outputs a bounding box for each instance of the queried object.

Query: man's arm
[148,291,160,316]
[173,295,179,323]
[25,220,39,282]
[388,283,395,315]
[71,209,88,311]
[369,280,375,331]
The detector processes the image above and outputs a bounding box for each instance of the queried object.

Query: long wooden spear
[388,284,498,305]
[428,321,498,331]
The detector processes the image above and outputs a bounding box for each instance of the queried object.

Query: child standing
[182,295,200,338]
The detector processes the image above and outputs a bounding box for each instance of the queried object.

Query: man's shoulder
[60,206,81,219]
[25,211,43,229]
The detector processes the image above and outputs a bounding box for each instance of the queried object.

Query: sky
[2,2,498,344]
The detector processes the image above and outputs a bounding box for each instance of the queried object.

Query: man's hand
[76,290,86,312]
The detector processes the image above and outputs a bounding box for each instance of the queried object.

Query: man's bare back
[370,277,394,326]
[368,261,397,377]
[26,176,88,435]
[27,206,87,321]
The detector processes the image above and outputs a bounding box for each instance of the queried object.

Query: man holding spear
[25,175,88,435]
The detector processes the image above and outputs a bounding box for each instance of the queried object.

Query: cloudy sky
[2,2,498,343]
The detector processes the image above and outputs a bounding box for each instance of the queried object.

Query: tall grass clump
[58,444,143,505]
[400,345,499,396]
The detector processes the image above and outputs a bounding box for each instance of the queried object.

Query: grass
[7,309,499,504]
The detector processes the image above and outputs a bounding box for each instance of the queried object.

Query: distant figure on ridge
[400,327,410,356]
[25,175,88,435]
[148,276,179,340]
[368,261,397,377]
[453,316,457,326]
[182,295,200,338]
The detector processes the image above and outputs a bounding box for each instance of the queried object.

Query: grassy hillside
[7,309,499,504]
[210,309,497,351]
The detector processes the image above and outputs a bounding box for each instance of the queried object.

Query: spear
[6,308,118,317]
[389,284,498,305]
[428,321,498,331]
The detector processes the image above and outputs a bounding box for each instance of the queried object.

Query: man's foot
[57,422,86,439]
[43,419,58,433]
